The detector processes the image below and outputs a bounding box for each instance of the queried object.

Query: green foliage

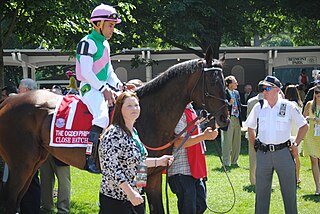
[1,0,320,87]
[2,0,320,53]
[3,66,22,86]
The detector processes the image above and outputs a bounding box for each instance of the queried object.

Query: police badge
[278,103,287,117]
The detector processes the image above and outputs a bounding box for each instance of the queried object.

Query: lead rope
[165,116,236,214]
[165,123,199,214]
[164,112,207,214]
[205,142,236,213]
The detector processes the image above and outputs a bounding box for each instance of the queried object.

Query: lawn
[67,136,320,214]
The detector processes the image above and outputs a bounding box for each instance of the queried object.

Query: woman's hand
[157,155,174,167]
[127,190,144,206]
[120,182,144,206]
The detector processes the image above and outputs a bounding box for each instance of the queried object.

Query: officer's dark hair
[225,76,235,87]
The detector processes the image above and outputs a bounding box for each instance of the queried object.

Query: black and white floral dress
[98,125,147,201]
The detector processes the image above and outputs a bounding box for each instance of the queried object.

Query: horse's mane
[136,59,200,98]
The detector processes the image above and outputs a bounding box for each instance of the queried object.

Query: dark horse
[0,51,228,214]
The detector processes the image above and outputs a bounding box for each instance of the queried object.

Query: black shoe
[231,163,240,168]
[85,158,100,174]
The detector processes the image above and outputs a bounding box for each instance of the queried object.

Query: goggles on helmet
[91,13,120,21]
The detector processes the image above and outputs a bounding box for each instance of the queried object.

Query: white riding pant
[80,82,109,129]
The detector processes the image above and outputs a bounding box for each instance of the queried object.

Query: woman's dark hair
[111,91,139,137]
[285,85,302,107]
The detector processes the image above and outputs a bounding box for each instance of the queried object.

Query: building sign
[287,56,317,65]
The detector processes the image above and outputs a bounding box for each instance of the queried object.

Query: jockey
[76,4,133,173]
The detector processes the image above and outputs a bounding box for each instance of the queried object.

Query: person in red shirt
[168,103,218,214]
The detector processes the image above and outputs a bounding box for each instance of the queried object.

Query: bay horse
[0,51,228,214]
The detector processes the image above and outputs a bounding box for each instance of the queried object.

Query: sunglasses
[261,86,273,92]
[315,91,320,95]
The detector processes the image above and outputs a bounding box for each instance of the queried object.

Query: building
[4,46,320,92]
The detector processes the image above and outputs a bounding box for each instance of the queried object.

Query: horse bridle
[143,61,227,151]
[190,61,227,118]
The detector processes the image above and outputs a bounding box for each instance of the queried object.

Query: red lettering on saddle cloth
[50,95,93,147]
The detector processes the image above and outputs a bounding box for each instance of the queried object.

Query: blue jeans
[168,174,207,214]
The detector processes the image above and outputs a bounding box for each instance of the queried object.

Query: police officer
[245,76,308,214]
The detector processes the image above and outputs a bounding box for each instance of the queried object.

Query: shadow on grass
[243,184,256,193]
[302,194,320,202]
[212,166,229,172]
[211,164,241,172]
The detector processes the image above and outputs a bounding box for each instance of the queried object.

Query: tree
[120,0,319,57]
[1,0,128,88]
[2,0,319,88]
[0,1,150,88]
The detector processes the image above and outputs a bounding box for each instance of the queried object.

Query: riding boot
[85,125,103,174]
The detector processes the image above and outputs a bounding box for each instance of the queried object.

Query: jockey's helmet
[90,4,121,35]
[90,4,121,24]
[65,70,75,76]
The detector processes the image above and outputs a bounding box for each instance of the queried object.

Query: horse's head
[190,50,229,129]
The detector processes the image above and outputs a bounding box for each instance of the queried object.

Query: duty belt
[256,139,291,152]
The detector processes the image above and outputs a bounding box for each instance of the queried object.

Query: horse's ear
[219,51,226,64]
[205,46,213,67]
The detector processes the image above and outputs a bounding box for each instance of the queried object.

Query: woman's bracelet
[155,159,157,167]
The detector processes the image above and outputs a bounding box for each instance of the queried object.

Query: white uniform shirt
[244,98,307,145]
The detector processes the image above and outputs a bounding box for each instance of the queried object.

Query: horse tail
[0,158,5,212]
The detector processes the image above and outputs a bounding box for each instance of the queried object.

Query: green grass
[66,137,320,213]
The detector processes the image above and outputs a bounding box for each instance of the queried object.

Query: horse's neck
[137,80,191,145]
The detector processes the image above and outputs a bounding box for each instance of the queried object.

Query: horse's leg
[146,172,164,214]
[3,165,36,214]
[2,142,48,213]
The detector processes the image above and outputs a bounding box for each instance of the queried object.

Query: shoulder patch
[76,41,92,56]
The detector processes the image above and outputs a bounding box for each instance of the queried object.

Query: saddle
[50,95,93,147]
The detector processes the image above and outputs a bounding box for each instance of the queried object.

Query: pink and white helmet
[65,70,75,76]
[90,4,121,24]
